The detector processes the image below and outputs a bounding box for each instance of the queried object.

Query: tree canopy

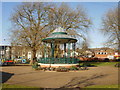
[10,2,91,62]
[102,7,120,51]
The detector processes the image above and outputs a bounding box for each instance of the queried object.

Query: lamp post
[3,39,6,60]
[0,46,2,59]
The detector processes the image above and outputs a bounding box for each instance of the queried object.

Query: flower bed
[33,65,89,72]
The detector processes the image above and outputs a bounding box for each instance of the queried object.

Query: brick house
[93,48,116,59]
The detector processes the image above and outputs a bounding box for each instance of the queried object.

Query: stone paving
[1,65,118,88]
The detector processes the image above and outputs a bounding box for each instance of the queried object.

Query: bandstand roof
[42,27,77,43]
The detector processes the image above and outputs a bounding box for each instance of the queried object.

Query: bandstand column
[51,41,55,58]
[44,42,46,58]
[72,43,74,57]
[64,43,66,58]
[68,42,71,58]
[73,43,76,58]
[46,43,48,58]
[44,42,47,63]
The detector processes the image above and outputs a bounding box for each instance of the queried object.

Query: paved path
[1,66,118,88]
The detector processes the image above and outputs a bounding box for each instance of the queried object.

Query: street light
[0,46,2,59]
[3,39,6,59]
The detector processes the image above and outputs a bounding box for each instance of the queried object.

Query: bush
[80,67,89,70]
[70,66,79,70]
[49,67,56,71]
[114,63,120,67]
[104,58,109,62]
[56,67,69,72]
[32,62,39,70]
[79,62,96,67]
[92,58,99,62]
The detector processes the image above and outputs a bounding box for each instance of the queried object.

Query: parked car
[2,60,14,66]
[14,58,29,64]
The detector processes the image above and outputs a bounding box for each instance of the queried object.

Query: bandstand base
[38,63,79,68]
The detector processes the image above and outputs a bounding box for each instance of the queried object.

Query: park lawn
[1,84,40,89]
[90,62,118,66]
[85,84,119,88]
[80,62,119,67]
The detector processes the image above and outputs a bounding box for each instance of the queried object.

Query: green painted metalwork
[73,43,76,58]
[44,42,46,58]
[42,38,77,43]
[68,42,71,58]
[37,57,80,64]
[51,41,55,58]
[41,27,79,64]
[72,43,74,57]
[64,43,66,58]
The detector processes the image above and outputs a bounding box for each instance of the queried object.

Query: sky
[1,1,118,48]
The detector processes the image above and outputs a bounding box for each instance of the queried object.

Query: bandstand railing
[37,58,80,64]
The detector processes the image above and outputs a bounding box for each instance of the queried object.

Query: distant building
[0,45,118,60]
[93,48,116,59]
[0,45,11,59]
[0,45,43,60]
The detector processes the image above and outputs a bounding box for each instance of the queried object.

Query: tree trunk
[9,46,12,59]
[118,41,120,55]
[30,49,37,65]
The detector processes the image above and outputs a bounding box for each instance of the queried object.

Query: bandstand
[38,27,80,68]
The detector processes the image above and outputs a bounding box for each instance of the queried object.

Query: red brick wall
[94,50,114,58]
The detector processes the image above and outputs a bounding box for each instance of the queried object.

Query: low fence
[37,58,80,64]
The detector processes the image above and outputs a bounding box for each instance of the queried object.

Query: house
[77,47,118,61]
[1,44,118,60]
[93,48,116,59]
[0,45,43,60]
[0,45,11,59]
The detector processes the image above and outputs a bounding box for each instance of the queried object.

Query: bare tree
[10,2,91,64]
[76,40,95,58]
[48,3,91,39]
[102,7,120,52]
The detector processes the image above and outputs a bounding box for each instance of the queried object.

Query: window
[104,52,107,54]
[101,52,104,54]
[97,52,101,54]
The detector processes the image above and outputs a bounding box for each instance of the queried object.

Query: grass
[1,84,119,90]
[2,84,119,89]
[1,84,40,89]
[80,62,119,67]
[85,84,119,88]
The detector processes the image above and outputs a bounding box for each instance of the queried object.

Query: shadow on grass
[80,62,97,67]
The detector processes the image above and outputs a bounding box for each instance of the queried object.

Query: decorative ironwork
[37,58,80,64]
[40,27,79,64]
